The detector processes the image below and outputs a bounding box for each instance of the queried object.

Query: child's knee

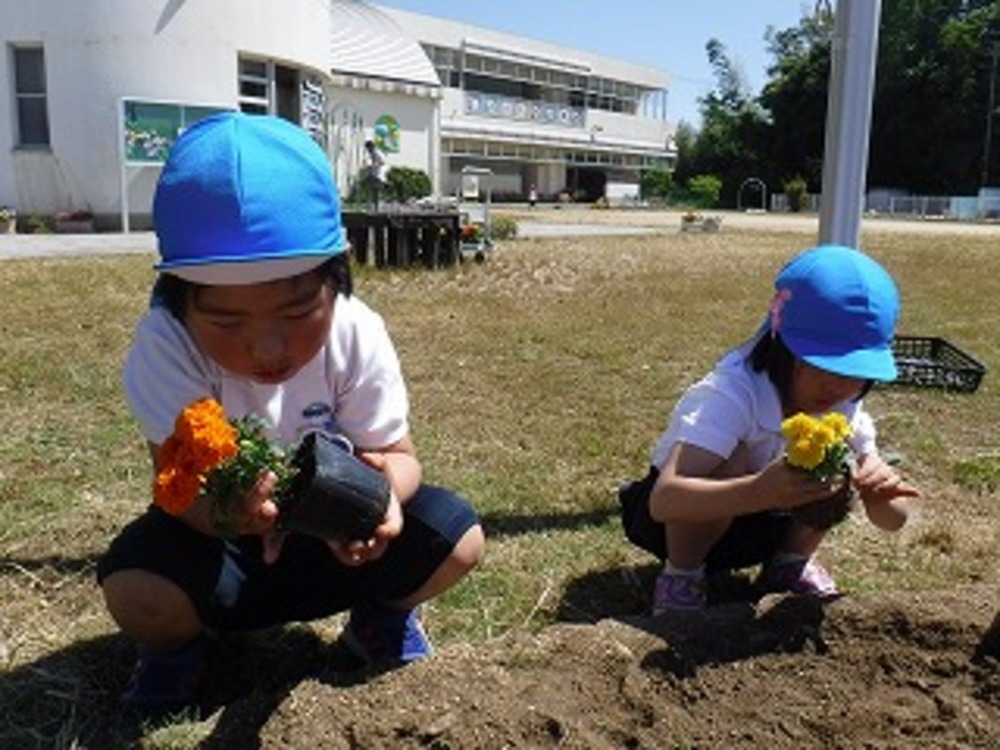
[451,524,486,572]
[102,569,200,644]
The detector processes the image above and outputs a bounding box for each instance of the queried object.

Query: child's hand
[853,453,919,501]
[241,469,282,533]
[326,492,404,566]
[757,456,845,510]
[853,453,920,526]
[230,470,285,565]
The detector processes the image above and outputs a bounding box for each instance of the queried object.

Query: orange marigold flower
[152,398,239,516]
[153,466,203,516]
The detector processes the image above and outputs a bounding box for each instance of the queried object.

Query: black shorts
[97,484,479,632]
[618,467,792,571]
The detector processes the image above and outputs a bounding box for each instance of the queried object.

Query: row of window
[443,137,667,171]
[426,44,649,114]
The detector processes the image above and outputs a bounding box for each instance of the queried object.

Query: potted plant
[680,209,703,231]
[153,398,391,540]
[782,412,856,530]
[460,221,483,246]
[0,206,16,234]
[55,209,95,234]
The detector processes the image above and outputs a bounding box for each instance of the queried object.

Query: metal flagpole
[818,0,882,248]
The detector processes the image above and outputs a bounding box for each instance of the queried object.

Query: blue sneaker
[341,602,433,665]
[121,635,210,718]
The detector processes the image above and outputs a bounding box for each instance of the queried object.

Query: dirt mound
[203,585,1000,749]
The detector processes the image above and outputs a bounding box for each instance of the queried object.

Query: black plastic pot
[791,468,856,531]
[278,431,391,541]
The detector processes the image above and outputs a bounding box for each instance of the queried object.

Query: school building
[0,0,674,230]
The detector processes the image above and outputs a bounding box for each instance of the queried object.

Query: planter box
[680,215,722,233]
[55,219,95,234]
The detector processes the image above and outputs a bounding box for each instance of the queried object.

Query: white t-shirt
[368,148,387,182]
[123,294,409,451]
[650,340,877,471]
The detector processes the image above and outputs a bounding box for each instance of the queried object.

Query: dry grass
[0,218,997,748]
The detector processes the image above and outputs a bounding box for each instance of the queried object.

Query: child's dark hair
[749,332,873,404]
[153,254,353,321]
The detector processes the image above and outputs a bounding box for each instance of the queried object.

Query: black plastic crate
[889,336,987,393]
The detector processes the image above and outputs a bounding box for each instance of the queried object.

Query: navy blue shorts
[618,467,792,570]
[97,484,479,632]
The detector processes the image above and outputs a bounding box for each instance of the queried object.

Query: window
[13,46,49,147]
[239,57,271,114]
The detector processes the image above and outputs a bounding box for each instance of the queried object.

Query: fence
[769,192,1000,221]
[342,210,460,268]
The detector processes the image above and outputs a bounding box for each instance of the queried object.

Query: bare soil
[194,585,1000,749]
[4,571,998,749]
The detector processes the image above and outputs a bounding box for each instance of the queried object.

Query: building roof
[330,1,440,87]
[376,5,667,91]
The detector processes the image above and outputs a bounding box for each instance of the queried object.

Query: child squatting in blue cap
[619,244,920,614]
[97,113,485,718]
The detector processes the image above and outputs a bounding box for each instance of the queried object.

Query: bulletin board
[122,99,229,165]
[118,97,230,231]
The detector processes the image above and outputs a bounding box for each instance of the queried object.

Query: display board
[118,98,231,231]
[122,99,229,165]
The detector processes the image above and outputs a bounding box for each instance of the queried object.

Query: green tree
[688,174,723,207]
[760,0,1000,195]
[870,0,1000,192]
[639,167,673,201]
[669,121,699,195]
[758,12,832,194]
[783,175,809,212]
[686,39,771,207]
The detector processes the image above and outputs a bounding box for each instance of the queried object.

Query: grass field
[1,218,997,747]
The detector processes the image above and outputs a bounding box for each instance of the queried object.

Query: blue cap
[769,245,900,381]
[153,112,346,284]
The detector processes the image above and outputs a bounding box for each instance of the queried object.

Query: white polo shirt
[650,340,877,471]
[123,294,409,451]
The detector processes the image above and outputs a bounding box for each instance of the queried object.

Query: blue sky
[376,1,811,126]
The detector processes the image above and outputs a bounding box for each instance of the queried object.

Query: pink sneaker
[757,556,841,599]
[653,568,707,614]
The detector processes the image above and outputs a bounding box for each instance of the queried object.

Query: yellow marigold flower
[789,436,825,470]
[780,413,815,443]
[781,411,854,480]
[821,412,851,442]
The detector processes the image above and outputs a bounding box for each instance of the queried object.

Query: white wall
[328,87,437,198]
[1,0,334,221]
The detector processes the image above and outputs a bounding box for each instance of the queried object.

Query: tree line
[646,0,1000,209]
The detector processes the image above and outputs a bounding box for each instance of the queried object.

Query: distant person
[363,139,387,210]
[97,113,484,719]
[528,184,538,209]
[619,245,919,615]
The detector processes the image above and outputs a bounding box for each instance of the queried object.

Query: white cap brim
[160,255,331,285]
